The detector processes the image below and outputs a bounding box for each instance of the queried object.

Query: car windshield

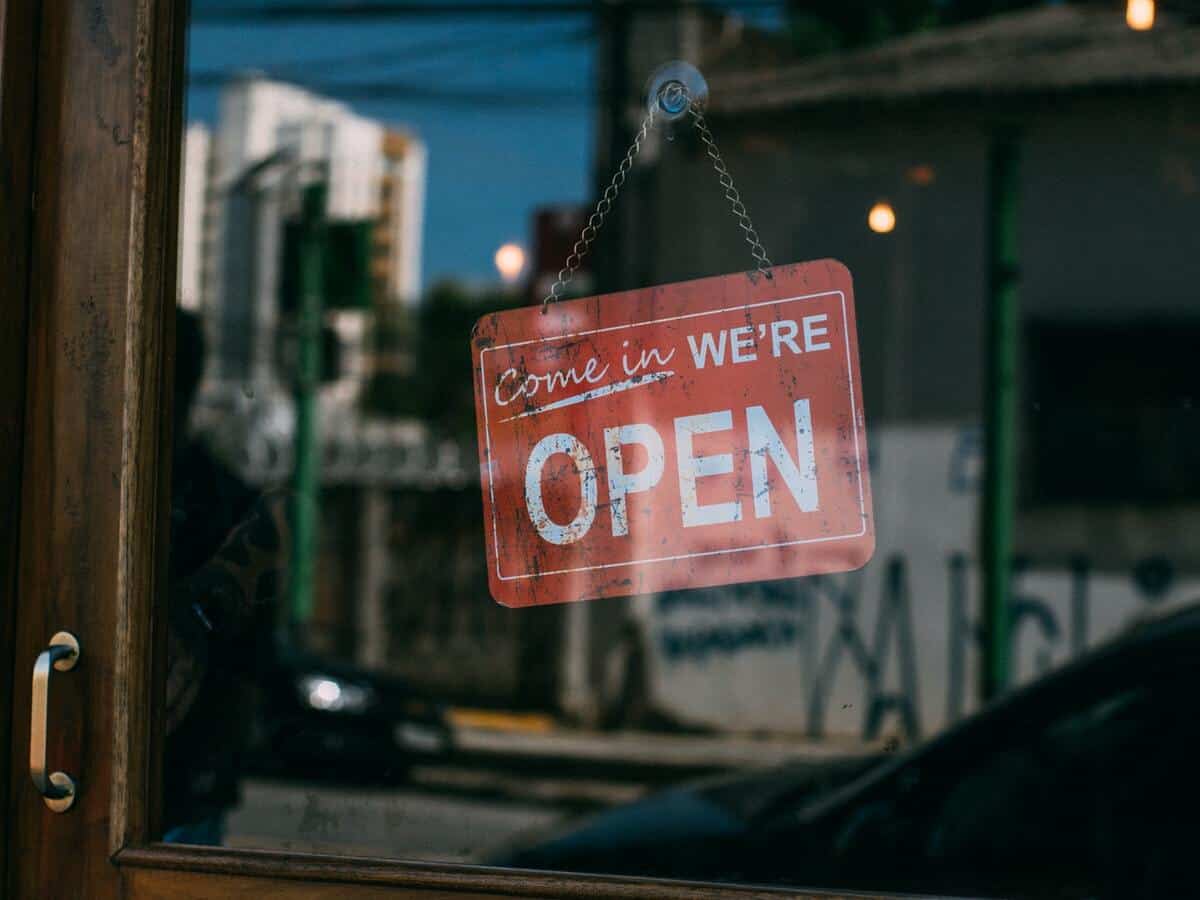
[163,1,1200,896]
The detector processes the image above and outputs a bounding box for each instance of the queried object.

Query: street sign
[471,260,874,608]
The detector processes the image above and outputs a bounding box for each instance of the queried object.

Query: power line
[188,76,589,107]
[189,23,592,80]
[192,1,784,23]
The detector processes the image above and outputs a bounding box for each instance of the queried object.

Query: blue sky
[186,6,782,289]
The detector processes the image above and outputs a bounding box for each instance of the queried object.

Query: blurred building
[559,3,1200,738]
[178,77,471,661]
[201,75,426,404]
[376,129,426,306]
[529,205,590,302]
[177,78,559,705]
[176,75,432,451]
[177,123,213,313]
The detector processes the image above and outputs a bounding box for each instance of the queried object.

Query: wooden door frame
[6,0,890,897]
[0,0,42,889]
[5,0,184,892]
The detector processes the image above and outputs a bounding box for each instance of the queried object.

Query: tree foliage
[361,281,524,439]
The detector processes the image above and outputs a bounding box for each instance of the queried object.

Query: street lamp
[1127,0,1155,31]
[868,201,896,234]
[494,242,527,284]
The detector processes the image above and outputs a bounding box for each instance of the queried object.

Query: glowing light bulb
[494,243,526,284]
[868,202,896,234]
[1127,0,1155,31]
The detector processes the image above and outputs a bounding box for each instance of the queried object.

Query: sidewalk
[448,709,881,782]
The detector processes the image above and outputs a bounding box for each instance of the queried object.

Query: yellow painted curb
[448,708,556,733]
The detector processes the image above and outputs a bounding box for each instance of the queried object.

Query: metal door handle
[30,631,80,812]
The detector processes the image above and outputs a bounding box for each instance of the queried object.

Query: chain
[542,85,773,308]
[542,107,658,308]
[688,103,773,278]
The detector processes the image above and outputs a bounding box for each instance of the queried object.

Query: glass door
[9,0,1199,898]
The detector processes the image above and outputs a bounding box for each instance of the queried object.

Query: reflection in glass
[165,2,1200,895]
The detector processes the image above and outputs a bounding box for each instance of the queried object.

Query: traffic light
[279,219,372,314]
[277,200,371,386]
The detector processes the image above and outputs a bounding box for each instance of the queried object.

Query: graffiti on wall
[643,425,1196,741]
[652,551,1186,742]
[652,549,1185,748]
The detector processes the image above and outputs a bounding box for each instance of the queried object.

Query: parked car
[494,604,1200,898]
[249,642,453,781]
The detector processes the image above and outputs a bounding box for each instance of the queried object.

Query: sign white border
[479,290,866,582]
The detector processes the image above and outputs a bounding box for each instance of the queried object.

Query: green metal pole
[981,133,1021,702]
[290,181,326,627]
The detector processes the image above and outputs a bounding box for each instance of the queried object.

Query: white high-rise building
[378,129,426,305]
[211,74,426,262]
[180,75,428,469]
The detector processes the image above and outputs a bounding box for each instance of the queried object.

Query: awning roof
[707,6,1200,114]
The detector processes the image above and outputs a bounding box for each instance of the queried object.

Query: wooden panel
[6,0,184,895]
[116,848,868,900]
[125,868,514,900]
[0,0,41,890]
[111,0,188,855]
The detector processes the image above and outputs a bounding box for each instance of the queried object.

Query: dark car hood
[696,754,882,822]
[494,786,748,879]
[492,754,882,879]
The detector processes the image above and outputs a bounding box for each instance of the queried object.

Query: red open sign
[471,260,874,607]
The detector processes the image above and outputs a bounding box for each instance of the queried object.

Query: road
[224,756,655,862]
[224,727,877,861]
[226,776,570,862]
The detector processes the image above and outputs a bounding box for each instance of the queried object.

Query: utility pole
[555,0,632,726]
[289,179,326,628]
[980,132,1020,702]
[595,0,631,293]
